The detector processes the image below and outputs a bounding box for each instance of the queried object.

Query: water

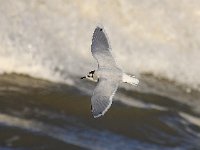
[0,0,200,149]
[0,0,200,90]
[0,74,199,150]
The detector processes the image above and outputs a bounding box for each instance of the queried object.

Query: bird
[81,26,139,118]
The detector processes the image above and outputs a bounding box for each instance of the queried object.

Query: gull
[81,26,139,118]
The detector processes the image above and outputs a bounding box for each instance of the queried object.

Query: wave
[0,73,200,149]
[0,0,200,90]
[0,112,177,150]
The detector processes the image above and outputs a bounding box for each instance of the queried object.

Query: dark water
[0,74,200,150]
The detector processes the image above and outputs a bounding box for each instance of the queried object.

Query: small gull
[81,26,139,118]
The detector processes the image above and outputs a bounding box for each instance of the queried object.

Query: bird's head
[81,70,97,82]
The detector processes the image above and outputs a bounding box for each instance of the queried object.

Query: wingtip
[91,100,113,119]
[96,23,104,30]
[91,106,104,118]
[93,112,104,118]
[95,26,103,32]
[93,114,102,118]
[91,105,104,118]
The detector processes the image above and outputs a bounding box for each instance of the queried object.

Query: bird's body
[96,67,122,82]
[81,26,139,118]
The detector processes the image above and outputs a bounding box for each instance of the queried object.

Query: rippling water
[0,74,199,150]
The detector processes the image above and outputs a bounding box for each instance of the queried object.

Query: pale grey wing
[91,26,117,68]
[91,78,118,118]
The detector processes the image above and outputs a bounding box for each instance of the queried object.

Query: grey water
[0,74,200,150]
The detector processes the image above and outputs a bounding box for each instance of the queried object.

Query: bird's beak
[80,76,86,79]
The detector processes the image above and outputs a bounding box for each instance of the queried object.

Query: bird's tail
[122,73,139,86]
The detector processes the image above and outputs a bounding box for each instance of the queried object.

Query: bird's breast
[96,68,122,81]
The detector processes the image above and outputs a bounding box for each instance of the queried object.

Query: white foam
[180,112,200,128]
[0,1,200,90]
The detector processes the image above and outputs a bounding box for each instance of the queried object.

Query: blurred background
[0,0,200,150]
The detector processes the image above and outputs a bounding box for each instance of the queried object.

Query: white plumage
[81,26,139,118]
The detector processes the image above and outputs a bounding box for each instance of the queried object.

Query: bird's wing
[91,26,117,68]
[91,78,118,118]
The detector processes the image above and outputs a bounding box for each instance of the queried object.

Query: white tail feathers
[122,73,139,86]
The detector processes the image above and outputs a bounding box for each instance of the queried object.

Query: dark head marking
[100,28,102,31]
[89,70,95,78]
[89,70,95,74]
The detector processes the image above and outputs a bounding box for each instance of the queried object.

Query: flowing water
[0,74,200,150]
[0,0,200,149]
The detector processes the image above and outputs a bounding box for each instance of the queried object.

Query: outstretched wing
[91,26,117,68]
[91,78,118,118]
